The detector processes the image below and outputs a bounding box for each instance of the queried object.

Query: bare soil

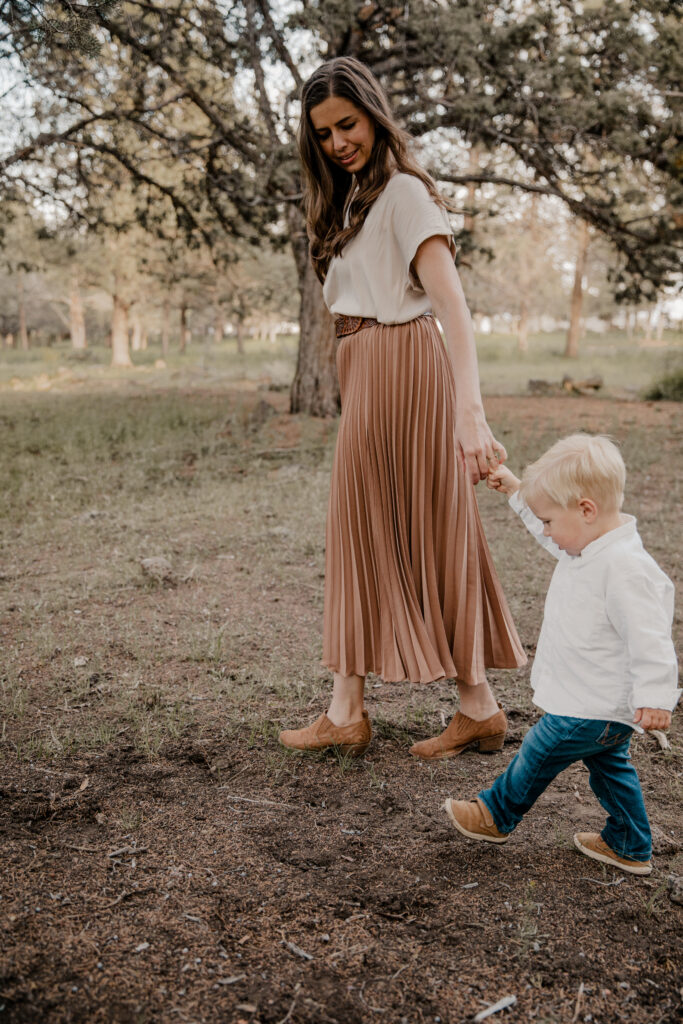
[1,392,681,1024]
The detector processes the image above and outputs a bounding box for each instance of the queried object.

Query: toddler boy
[444,435,679,874]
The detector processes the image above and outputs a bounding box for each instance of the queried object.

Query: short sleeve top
[322,172,455,325]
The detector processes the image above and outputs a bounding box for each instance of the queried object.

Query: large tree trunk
[235,318,246,355]
[69,276,87,349]
[131,312,143,351]
[288,207,339,417]
[111,293,132,367]
[18,274,29,350]
[564,219,590,358]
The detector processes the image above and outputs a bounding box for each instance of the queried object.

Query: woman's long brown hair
[297,57,446,283]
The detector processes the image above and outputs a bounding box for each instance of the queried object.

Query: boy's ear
[578,497,598,522]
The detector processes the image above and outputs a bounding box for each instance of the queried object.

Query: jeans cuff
[601,828,651,862]
[478,791,514,835]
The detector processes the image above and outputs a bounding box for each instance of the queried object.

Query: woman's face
[309,96,375,175]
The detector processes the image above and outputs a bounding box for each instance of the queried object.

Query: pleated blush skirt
[322,314,526,685]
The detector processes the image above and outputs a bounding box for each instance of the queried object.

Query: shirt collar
[575,514,637,563]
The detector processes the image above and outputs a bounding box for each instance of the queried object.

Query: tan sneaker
[573,832,652,876]
[279,711,371,757]
[410,704,507,760]
[442,797,509,844]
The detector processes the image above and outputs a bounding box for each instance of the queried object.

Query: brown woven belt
[335,315,379,338]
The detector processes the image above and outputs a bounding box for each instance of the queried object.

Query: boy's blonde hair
[519,434,625,511]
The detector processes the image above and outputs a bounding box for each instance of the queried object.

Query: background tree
[2,1,680,410]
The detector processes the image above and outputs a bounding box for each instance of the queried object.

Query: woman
[279,57,526,760]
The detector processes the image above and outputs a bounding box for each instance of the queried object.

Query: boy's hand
[486,463,521,496]
[633,707,672,731]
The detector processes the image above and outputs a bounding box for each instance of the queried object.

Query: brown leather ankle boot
[279,711,371,757]
[409,704,507,760]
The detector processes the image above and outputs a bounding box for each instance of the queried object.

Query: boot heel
[478,732,505,753]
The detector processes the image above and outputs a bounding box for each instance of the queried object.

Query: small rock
[668,875,683,906]
[651,824,681,856]
[73,656,88,668]
[140,556,175,585]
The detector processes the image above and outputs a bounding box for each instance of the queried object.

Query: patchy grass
[0,385,681,1023]
[475,329,683,397]
[2,327,682,400]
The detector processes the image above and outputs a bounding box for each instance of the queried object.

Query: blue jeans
[479,714,652,861]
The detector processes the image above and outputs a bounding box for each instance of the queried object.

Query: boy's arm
[487,465,562,560]
[606,569,680,728]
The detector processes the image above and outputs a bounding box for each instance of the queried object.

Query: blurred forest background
[0,0,681,407]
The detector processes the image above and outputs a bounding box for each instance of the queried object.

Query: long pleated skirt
[322,315,526,685]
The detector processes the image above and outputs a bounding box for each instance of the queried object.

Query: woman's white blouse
[323,172,455,324]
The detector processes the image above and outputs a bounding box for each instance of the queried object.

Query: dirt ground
[1,391,682,1024]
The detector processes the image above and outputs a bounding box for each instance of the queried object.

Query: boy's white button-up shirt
[509,492,680,729]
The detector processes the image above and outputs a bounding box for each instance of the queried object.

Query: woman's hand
[455,407,508,485]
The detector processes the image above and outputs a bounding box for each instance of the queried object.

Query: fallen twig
[276,983,301,1024]
[580,876,624,887]
[66,886,156,918]
[572,981,585,1022]
[107,845,148,858]
[473,995,517,1022]
[282,940,313,961]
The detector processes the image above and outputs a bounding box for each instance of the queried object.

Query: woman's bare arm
[413,235,506,483]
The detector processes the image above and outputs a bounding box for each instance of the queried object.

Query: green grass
[2,328,681,398]
[475,329,683,396]
[0,334,298,389]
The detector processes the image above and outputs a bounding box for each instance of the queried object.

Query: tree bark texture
[131,312,143,351]
[288,206,339,417]
[69,276,87,349]
[564,219,590,358]
[111,293,132,367]
[235,319,245,355]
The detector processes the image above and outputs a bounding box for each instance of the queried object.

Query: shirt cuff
[509,490,525,513]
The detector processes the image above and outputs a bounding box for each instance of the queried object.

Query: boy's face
[527,494,594,556]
